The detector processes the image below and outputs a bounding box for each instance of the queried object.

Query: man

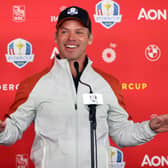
[0,6,168,168]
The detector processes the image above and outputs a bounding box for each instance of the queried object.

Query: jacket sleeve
[107,99,156,148]
[92,67,157,147]
[0,80,36,145]
[106,75,126,110]
[0,66,52,145]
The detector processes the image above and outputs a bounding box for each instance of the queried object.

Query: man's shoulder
[92,66,121,86]
[92,66,127,110]
[22,67,52,85]
[8,63,54,114]
[21,61,54,87]
[17,62,54,96]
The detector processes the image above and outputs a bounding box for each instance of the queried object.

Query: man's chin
[66,55,80,61]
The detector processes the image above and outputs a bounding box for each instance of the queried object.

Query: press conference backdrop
[0,0,168,167]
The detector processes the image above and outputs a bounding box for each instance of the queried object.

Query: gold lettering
[121,82,148,90]
[128,83,134,90]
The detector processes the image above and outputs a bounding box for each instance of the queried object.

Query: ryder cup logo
[108,146,125,168]
[67,7,78,15]
[6,38,34,68]
[94,0,122,29]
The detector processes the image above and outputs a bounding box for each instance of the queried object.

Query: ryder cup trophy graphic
[102,0,114,16]
[6,38,34,68]
[94,0,122,29]
[108,146,125,168]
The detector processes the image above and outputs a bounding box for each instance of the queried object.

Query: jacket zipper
[75,103,78,110]
[65,61,79,168]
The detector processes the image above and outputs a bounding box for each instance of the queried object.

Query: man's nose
[68,32,76,41]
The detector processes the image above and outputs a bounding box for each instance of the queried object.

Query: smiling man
[55,6,93,77]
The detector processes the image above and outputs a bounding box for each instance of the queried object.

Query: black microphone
[74,62,93,93]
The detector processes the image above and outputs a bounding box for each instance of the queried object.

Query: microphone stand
[79,83,98,168]
[74,62,98,168]
[88,103,98,168]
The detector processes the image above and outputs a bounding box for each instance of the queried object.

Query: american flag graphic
[9,43,15,55]
[96,3,103,15]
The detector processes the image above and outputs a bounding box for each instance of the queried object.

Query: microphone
[73,62,103,105]
[74,62,93,93]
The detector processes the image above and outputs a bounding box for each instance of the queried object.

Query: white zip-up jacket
[0,57,156,168]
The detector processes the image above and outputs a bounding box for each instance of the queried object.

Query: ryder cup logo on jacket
[94,0,122,29]
[108,146,125,168]
[6,38,34,68]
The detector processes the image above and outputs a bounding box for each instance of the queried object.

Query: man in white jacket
[0,6,168,168]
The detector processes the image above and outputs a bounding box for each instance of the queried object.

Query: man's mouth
[65,44,78,49]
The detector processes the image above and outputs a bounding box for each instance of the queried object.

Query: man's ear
[88,34,93,45]
[55,32,58,43]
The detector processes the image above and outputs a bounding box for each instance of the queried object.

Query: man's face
[55,19,93,62]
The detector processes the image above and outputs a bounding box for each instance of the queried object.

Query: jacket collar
[54,54,93,72]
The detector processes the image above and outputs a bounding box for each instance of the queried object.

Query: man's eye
[76,31,83,34]
[61,30,67,34]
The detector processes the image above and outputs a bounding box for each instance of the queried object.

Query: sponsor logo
[122,82,148,90]
[51,6,67,22]
[145,44,161,62]
[6,38,34,68]
[12,5,26,22]
[16,154,29,168]
[67,7,78,15]
[94,0,122,29]
[108,146,125,168]
[0,83,19,91]
[138,8,167,20]
[50,47,59,59]
[51,15,58,22]
[102,43,117,63]
[141,154,168,167]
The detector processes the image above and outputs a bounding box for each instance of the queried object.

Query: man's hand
[0,120,6,133]
[149,114,168,133]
